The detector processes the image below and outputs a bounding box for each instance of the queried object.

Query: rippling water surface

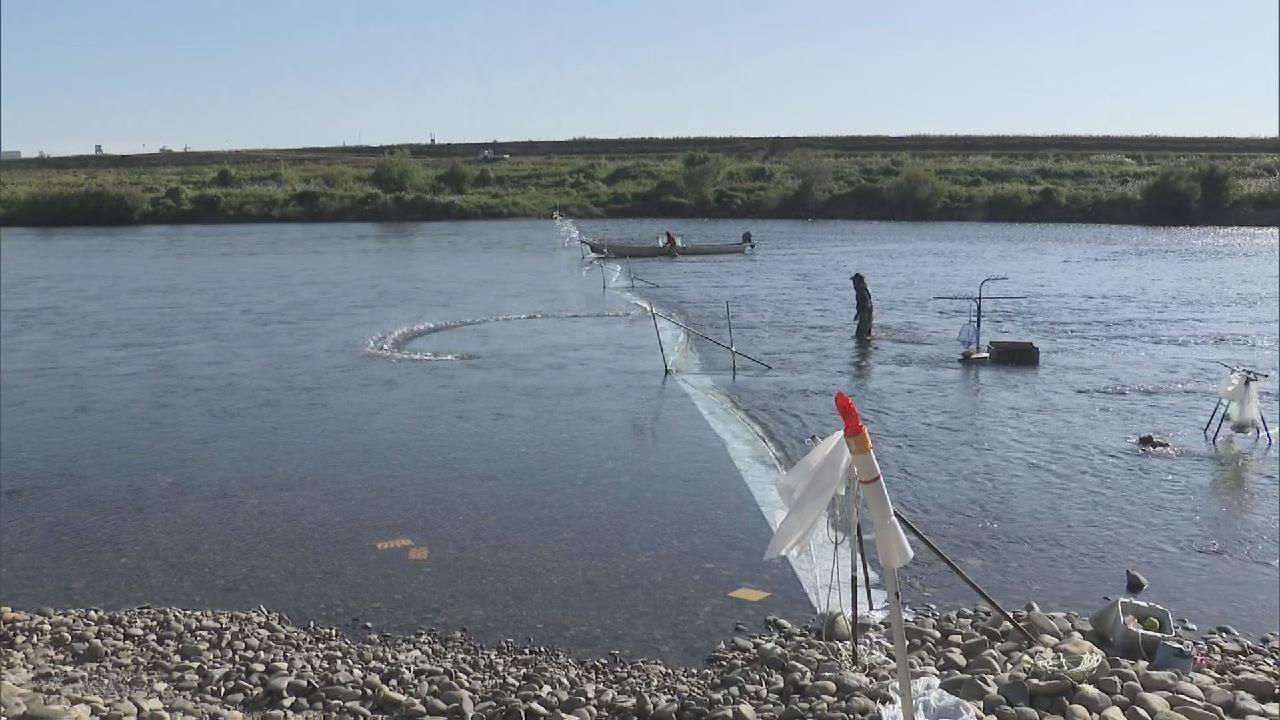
[2,220,1276,660]
[586,219,1279,631]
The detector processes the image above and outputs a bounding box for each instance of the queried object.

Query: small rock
[344,701,373,719]
[963,678,1000,702]
[1204,688,1234,710]
[1126,570,1149,593]
[1065,705,1091,720]
[1135,694,1172,718]
[1140,672,1180,694]
[1170,708,1219,720]
[939,652,968,672]
[1075,686,1112,714]
[806,681,838,698]
[653,702,679,720]
[1056,638,1100,657]
[1233,676,1276,703]
[1027,613,1064,640]
[21,707,81,720]
[1099,679,1123,696]
[1174,684,1206,703]
[1030,679,1074,696]
[822,614,852,642]
[1231,692,1265,718]
[1000,681,1031,707]
[177,643,204,659]
[1101,708,1126,720]
[1126,707,1153,720]
[1014,708,1038,720]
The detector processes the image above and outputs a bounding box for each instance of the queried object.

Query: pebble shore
[1,604,1275,720]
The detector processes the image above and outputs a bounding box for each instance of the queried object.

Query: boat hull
[583,239,754,258]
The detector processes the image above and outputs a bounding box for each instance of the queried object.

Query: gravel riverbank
[1,605,1275,720]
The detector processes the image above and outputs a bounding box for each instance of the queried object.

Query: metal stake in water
[725,301,737,377]
[650,302,669,375]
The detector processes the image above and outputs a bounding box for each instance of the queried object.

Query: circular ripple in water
[367,311,637,361]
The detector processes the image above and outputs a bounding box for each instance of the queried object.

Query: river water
[2,220,1276,662]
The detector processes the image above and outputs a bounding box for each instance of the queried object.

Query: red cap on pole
[835,391,864,437]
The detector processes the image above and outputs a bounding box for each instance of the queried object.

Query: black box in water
[987,341,1040,366]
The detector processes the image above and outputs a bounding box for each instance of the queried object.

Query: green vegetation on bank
[1,136,1277,227]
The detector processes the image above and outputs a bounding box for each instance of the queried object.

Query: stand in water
[1204,363,1271,444]
[851,273,873,341]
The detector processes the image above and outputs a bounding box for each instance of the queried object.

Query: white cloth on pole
[765,430,849,559]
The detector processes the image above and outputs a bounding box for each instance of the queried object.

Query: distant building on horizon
[0,150,21,160]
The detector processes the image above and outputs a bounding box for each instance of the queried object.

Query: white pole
[885,568,914,720]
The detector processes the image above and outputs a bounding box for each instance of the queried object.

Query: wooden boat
[583,233,756,258]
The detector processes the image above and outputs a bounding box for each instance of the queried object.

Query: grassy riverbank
[2,136,1277,227]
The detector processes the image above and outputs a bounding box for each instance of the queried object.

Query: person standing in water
[851,273,873,340]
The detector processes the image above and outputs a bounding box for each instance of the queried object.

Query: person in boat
[664,231,679,256]
[741,231,753,245]
[851,273,873,340]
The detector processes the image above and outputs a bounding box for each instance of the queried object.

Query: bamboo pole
[650,309,772,369]
[893,510,1036,643]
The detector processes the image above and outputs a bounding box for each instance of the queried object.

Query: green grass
[1,137,1277,226]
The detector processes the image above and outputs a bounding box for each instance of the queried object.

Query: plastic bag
[880,677,977,720]
[765,430,850,559]
[1226,381,1261,433]
[1217,371,1244,401]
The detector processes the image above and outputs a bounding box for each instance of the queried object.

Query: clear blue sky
[2,0,1277,156]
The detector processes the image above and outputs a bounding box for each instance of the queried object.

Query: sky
[1,0,1277,156]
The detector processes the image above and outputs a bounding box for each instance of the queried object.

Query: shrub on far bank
[369,150,424,193]
[3,186,149,225]
[1140,168,1200,225]
[438,161,472,195]
[789,151,834,213]
[1197,163,1233,223]
[886,166,944,218]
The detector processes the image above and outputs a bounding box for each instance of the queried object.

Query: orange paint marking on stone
[375,537,414,550]
[407,547,429,561]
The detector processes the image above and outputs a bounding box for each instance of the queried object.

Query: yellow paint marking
[375,538,414,550]
[727,587,771,602]
[407,547,429,561]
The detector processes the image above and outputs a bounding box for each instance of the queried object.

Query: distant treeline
[2,138,1277,227]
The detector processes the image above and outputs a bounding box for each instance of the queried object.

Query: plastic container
[1089,597,1174,659]
[1152,639,1194,673]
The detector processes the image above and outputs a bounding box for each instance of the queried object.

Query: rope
[1021,649,1105,682]
[821,491,849,641]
